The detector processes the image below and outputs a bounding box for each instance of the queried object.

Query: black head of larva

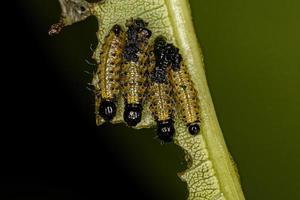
[124,103,142,126]
[188,123,200,135]
[157,119,175,143]
[99,100,117,121]
[112,24,122,36]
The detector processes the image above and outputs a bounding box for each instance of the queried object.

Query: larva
[121,18,152,126]
[93,24,125,122]
[148,36,175,142]
[166,43,201,135]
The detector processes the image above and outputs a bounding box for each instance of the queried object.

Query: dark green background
[3,0,299,199]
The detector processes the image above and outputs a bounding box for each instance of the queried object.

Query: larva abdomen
[149,82,175,142]
[121,18,152,127]
[122,62,148,104]
[94,24,125,122]
[164,41,201,135]
[148,37,175,142]
[169,64,201,135]
[149,82,173,121]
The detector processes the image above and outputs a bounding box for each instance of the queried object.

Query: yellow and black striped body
[149,82,173,122]
[94,24,125,122]
[121,18,152,126]
[148,82,175,142]
[164,42,201,135]
[148,37,175,142]
[121,61,148,105]
[169,63,201,135]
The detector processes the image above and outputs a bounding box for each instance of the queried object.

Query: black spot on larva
[99,100,117,121]
[123,44,139,62]
[80,6,86,12]
[135,19,148,29]
[157,119,175,143]
[140,28,152,39]
[154,36,167,52]
[188,123,200,135]
[165,43,182,71]
[112,24,122,36]
[180,85,187,90]
[151,36,170,83]
[150,65,169,83]
[124,103,142,126]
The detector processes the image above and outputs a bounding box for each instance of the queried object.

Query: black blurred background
[1,0,300,199]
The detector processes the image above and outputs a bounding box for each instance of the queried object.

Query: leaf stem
[165,0,245,199]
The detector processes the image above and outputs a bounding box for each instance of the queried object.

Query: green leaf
[51,0,245,199]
